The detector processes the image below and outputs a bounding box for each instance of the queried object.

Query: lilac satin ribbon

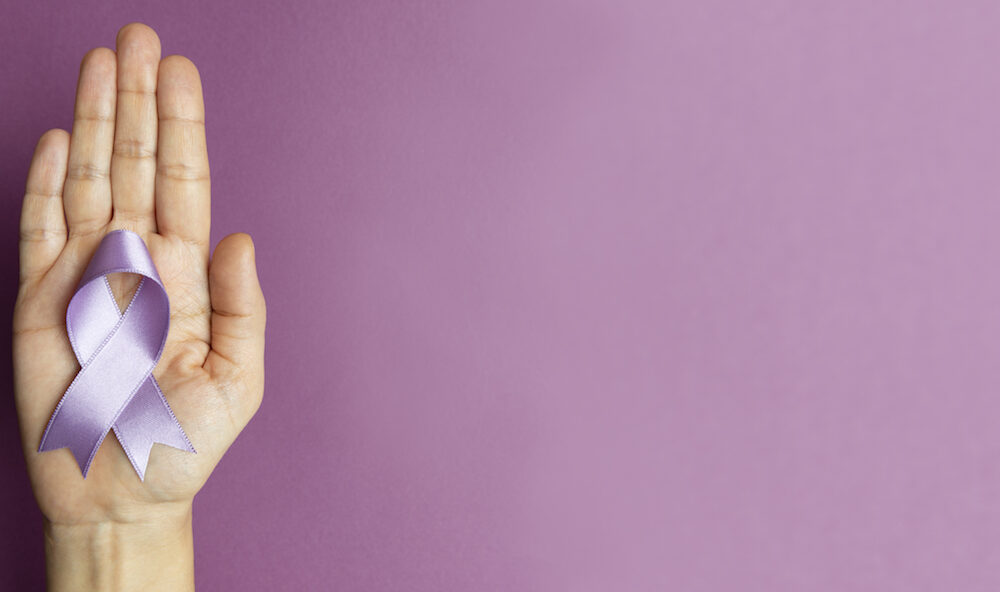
[38,230,195,480]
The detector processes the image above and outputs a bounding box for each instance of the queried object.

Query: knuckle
[157,161,209,181]
[67,221,108,238]
[67,163,109,181]
[113,138,156,159]
[19,226,62,243]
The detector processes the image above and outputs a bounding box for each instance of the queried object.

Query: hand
[13,23,266,590]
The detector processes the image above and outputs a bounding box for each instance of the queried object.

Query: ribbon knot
[38,230,195,481]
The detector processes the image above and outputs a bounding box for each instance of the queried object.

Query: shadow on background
[0,97,55,589]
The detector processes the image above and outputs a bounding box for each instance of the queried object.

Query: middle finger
[110,23,161,235]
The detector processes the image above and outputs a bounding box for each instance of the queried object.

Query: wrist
[44,502,195,592]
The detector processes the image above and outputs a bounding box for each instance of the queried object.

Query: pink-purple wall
[3,1,999,589]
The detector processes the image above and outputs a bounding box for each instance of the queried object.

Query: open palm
[13,24,265,527]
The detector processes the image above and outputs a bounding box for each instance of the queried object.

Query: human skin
[12,23,266,591]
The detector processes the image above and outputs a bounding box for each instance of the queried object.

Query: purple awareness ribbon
[38,230,195,481]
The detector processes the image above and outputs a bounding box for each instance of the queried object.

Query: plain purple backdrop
[3,0,1000,590]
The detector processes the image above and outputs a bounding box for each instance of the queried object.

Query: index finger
[155,54,210,255]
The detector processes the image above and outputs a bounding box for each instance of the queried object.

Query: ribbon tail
[38,411,111,479]
[113,377,196,481]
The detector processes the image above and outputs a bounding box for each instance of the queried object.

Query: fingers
[110,23,161,235]
[156,55,210,254]
[20,129,70,285]
[64,47,115,237]
[205,234,266,405]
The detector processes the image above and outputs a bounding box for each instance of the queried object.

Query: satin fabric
[38,230,195,480]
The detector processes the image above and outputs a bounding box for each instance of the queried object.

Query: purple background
[3,0,1000,589]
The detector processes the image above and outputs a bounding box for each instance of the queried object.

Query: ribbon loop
[38,230,195,480]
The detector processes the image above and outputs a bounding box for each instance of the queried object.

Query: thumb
[206,233,266,391]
